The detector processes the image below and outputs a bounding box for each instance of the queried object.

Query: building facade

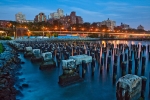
[50,9,64,19]
[121,23,130,30]
[48,11,83,29]
[34,12,47,22]
[15,12,26,23]
[70,11,76,24]
[137,25,144,30]
[76,16,83,24]
[100,18,116,31]
[25,20,34,23]
[0,20,11,28]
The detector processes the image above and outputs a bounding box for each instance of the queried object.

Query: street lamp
[27,30,31,39]
[61,27,64,34]
[13,25,16,39]
[73,27,76,31]
[42,26,45,38]
[71,27,72,36]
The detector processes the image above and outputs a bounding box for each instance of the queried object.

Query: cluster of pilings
[11,41,148,80]
[7,40,150,99]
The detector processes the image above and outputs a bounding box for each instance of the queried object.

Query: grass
[0,43,4,53]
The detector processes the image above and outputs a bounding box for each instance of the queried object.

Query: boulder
[22,83,29,88]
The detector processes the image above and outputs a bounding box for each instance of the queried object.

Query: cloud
[106,14,121,17]
[70,7,100,15]
[4,0,18,2]
[134,6,150,9]
[96,2,128,6]
[0,5,55,20]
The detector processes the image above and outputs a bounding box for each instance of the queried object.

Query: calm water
[17,40,150,100]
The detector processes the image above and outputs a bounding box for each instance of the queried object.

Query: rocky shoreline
[0,42,25,100]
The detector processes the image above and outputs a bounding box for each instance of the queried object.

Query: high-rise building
[60,15,71,29]
[70,11,76,24]
[34,12,47,22]
[50,9,64,19]
[137,25,144,30]
[48,11,83,29]
[57,9,64,17]
[100,18,116,31]
[121,23,130,30]
[76,16,83,24]
[15,12,26,23]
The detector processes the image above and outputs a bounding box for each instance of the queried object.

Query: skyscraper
[50,9,64,19]
[70,11,76,24]
[34,12,47,22]
[137,25,144,30]
[15,12,26,23]
[100,18,116,31]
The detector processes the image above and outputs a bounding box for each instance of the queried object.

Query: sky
[0,0,150,30]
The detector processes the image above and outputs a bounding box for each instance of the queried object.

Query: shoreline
[11,37,150,42]
[0,41,27,100]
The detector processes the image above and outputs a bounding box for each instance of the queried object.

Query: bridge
[1,27,148,39]
[30,31,150,37]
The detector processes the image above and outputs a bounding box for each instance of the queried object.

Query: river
[16,40,150,100]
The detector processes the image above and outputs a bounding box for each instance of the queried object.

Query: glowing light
[102,29,105,32]
[116,40,119,45]
[102,41,106,47]
[73,27,76,30]
[131,41,135,45]
[95,28,98,31]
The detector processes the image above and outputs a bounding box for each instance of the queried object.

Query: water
[17,40,150,100]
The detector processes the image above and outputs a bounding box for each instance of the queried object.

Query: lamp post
[71,27,72,36]
[13,25,16,39]
[60,26,61,34]
[27,30,31,39]
[42,27,44,38]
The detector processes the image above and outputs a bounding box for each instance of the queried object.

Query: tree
[88,33,98,38]
[114,26,122,32]
[99,25,108,31]
[83,22,91,31]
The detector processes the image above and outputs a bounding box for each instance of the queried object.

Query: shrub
[0,43,4,53]
[0,36,12,40]
[88,34,98,38]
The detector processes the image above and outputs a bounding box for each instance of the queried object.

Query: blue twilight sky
[0,0,150,30]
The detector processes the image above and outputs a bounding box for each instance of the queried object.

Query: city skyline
[0,0,150,30]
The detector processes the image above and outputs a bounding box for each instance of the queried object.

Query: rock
[16,90,24,97]
[15,72,22,76]
[19,78,25,82]
[3,95,10,100]
[10,87,17,94]
[0,78,7,84]
[0,43,25,100]
[22,83,29,88]
[21,61,25,64]
[18,86,23,90]
[1,88,11,95]
[10,94,16,100]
